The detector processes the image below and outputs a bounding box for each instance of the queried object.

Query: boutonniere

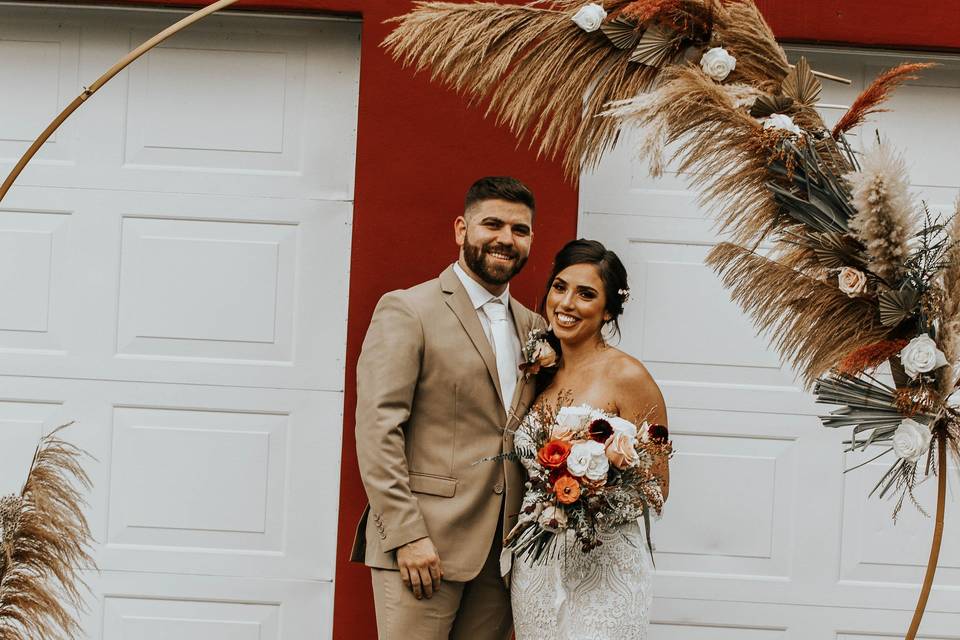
[519,328,558,379]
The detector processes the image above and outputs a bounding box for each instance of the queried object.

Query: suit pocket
[409,471,457,497]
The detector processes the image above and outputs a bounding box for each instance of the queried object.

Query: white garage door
[582,46,960,638]
[0,5,359,639]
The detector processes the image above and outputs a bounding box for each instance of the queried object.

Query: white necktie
[483,299,517,410]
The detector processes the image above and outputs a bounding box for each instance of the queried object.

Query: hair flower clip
[618,288,631,303]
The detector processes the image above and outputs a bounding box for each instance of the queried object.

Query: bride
[510,239,671,640]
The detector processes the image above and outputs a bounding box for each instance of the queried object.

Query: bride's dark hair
[535,239,629,391]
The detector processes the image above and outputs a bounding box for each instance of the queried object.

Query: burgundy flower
[588,418,613,443]
[648,423,669,443]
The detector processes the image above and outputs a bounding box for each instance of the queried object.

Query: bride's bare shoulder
[606,349,667,422]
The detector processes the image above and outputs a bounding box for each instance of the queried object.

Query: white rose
[699,47,736,82]
[557,404,601,431]
[899,334,949,378]
[837,266,867,297]
[538,505,568,531]
[571,3,606,32]
[892,418,933,463]
[608,415,638,440]
[763,113,802,136]
[567,440,608,480]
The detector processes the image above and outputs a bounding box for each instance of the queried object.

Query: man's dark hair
[464,176,535,216]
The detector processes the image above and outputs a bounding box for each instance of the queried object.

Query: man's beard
[463,232,528,285]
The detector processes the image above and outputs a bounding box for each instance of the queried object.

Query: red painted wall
[76,0,956,637]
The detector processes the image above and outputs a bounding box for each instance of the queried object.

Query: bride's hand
[396,536,443,599]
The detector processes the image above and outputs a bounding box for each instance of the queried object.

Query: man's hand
[396,537,443,599]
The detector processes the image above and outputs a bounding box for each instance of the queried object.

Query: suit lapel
[440,267,505,412]
[507,297,536,422]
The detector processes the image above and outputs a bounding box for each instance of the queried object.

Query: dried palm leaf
[0,424,95,640]
[749,94,794,118]
[629,23,678,67]
[832,62,937,138]
[878,284,920,327]
[781,57,821,107]
[708,243,890,385]
[601,15,642,49]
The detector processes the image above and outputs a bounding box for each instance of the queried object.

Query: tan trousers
[370,539,512,640]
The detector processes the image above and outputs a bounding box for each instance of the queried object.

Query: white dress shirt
[453,262,523,404]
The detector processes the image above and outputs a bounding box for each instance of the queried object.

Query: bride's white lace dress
[510,406,655,640]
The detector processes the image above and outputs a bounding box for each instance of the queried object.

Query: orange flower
[538,440,572,469]
[553,474,581,505]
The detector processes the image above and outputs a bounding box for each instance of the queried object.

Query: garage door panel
[0,187,351,391]
[81,570,332,640]
[2,376,341,581]
[0,19,81,165]
[0,207,71,352]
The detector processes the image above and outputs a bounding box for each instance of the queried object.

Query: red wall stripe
[62,0,953,637]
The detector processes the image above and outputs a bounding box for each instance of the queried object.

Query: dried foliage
[832,62,937,138]
[938,199,960,384]
[384,1,663,179]
[0,425,95,640]
[837,339,909,376]
[708,243,889,385]
[606,67,778,245]
[846,142,915,285]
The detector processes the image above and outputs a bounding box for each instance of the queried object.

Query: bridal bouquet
[509,398,671,563]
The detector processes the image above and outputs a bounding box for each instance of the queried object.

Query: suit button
[493,482,504,494]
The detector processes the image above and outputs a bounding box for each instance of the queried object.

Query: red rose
[538,439,572,469]
[648,423,669,443]
[588,418,613,443]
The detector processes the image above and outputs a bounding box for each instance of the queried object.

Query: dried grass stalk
[0,424,95,640]
[845,142,915,285]
[938,198,960,394]
[606,66,779,246]
[714,1,790,92]
[708,242,890,385]
[832,63,937,138]
[383,1,662,180]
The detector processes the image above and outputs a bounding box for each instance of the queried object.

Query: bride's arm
[614,358,670,502]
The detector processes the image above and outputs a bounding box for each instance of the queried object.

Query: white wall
[0,6,360,639]
[581,46,960,639]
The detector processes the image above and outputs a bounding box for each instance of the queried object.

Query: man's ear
[454,215,467,246]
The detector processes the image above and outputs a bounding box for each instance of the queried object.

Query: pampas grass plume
[845,142,915,285]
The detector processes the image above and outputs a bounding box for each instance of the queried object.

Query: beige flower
[892,418,932,463]
[538,505,568,531]
[837,266,868,296]
[899,334,948,378]
[571,3,606,32]
[700,47,736,82]
[605,431,640,469]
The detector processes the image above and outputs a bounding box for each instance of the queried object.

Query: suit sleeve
[355,291,430,553]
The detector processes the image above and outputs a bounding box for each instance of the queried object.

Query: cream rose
[700,47,736,82]
[605,431,640,469]
[899,334,948,379]
[567,439,608,480]
[556,405,593,431]
[571,3,607,32]
[892,418,933,463]
[538,505,568,531]
[763,113,802,136]
[608,415,638,440]
[837,266,867,296]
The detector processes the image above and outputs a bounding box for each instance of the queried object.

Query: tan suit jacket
[351,265,544,581]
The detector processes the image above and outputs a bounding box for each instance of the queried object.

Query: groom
[351,176,544,639]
